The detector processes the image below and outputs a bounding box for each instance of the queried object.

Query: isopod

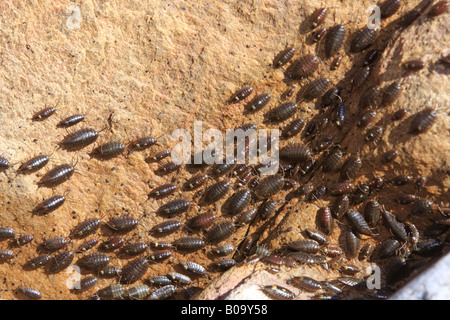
[340,156,362,180]
[288,276,322,292]
[126,285,151,300]
[229,86,253,103]
[350,26,378,53]
[261,285,295,300]
[265,102,298,122]
[346,210,372,236]
[428,1,449,17]
[17,155,49,174]
[32,106,55,121]
[203,181,231,204]
[71,218,101,238]
[37,164,75,188]
[225,189,252,216]
[120,257,149,284]
[288,54,320,79]
[77,252,110,270]
[287,239,321,253]
[311,8,328,28]
[381,81,402,107]
[330,195,349,219]
[205,221,235,244]
[259,200,278,220]
[282,119,305,139]
[187,212,217,229]
[364,201,381,227]
[46,251,74,273]
[150,220,182,236]
[303,77,331,101]
[148,184,178,199]
[32,194,66,215]
[57,114,86,128]
[97,284,125,300]
[180,261,207,276]
[183,173,209,191]
[106,216,138,232]
[59,127,99,151]
[325,25,346,58]
[273,48,295,68]
[173,236,205,252]
[410,108,437,134]
[17,287,42,300]
[40,236,68,251]
[318,206,334,235]
[128,136,157,151]
[380,0,401,19]
[352,66,371,89]
[148,285,176,300]
[254,175,285,199]
[90,141,125,160]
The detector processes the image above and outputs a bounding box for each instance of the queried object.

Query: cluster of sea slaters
[0,0,449,300]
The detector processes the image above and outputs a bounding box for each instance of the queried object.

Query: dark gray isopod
[303,78,331,101]
[148,285,176,300]
[206,221,235,244]
[47,251,74,273]
[265,102,298,122]
[17,155,49,174]
[57,114,86,128]
[17,287,42,300]
[410,108,437,134]
[273,47,295,68]
[350,27,378,52]
[225,189,251,216]
[37,164,75,188]
[32,195,66,215]
[120,257,149,284]
[346,210,372,236]
[203,181,231,204]
[90,141,125,160]
[59,127,99,151]
[254,175,285,199]
[325,25,346,58]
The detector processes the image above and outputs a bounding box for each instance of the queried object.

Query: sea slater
[265,102,298,122]
[16,287,42,300]
[37,163,75,188]
[128,136,157,151]
[311,8,328,28]
[225,189,251,216]
[57,113,86,128]
[32,106,55,121]
[261,285,295,300]
[325,25,346,58]
[32,194,67,215]
[245,93,272,113]
[380,0,401,19]
[288,54,320,79]
[59,127,99,151]
[273,47,295,68]
[352,66,371,89]
[381,81,402,107]
[148,184,178,199]
[428,1,449,17]
[202,180,231,204]
[120,257,149,284]
[17,155,50,174]
[46,251,74,273]
[303,77,331,101]
[350,26,378,53]
[205,221,235,244]
[106,216,138,232]
[77,252,110,271]
[403,59,425,71]
[410,108,437,134]
[228,86,253,103]
[254,175,285,199]
[90,141,125,160]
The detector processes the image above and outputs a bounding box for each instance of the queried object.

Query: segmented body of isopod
[341,156,362,180]
[225,189,251,216]
[98,266,122,278]
[40,237,68,251]
[399,9,421,27]
[77,252,110,270]
[330,55,342,70]
[181,261,207,276]
[289,54,320,79]
[311,7,328,28]
[73,276,98,291]
[183,173,209,191]
[282,119,305,139]
[350,26,378,52]
[211,244,235,256]
[378,239,402,259]
[206,221,235,244]
[303,77,331,101]
[254,175,285,199]
[173,236,205,252]
[365,127,384,142]
[146,150,171,162]
[128,136,157,151]
[57,114,85,128]
[147,249,172,262]
[100,236,125,251]
[16,235,34,246]
[47,251,74,273]
[119,242,148,256]
[318,206,334,235]
[334,103,346,128]
[258,200,278,220]
[365,201,381,227]
[321,87,341,109]
[322,147,343,172]
[0,227,15,240]
[145,276,172,286]
[273,47,295,68]
[213,257,237,271]
[288,239,321,253]
[76,238,99,253]
[37,164,75,188]
[280,144,311,163]
[345,228,361,259]
[325,25,346,58]
[167,272,192,285]
[157,161,182,174]
[288,276,323,292]
[23,254,51,269]
[120,257,149,284]
[364,49,379,66]
[413,239,444,257]
[32,106,55,121]
[382,149,398,163]
[261,285,295,300]
[312,28,327,42]
[203,181,230,204]
[411,199,433,215]
[428,1,449,17]
[17,155,49,174]
[380,0,401,18]
[352,66,371,89]
[106,216,138,232]
[391,174,413,186]
[59,127,99,151]
[211,161,236,177]
[331,195,349,219]
[32,195,66,215]
[287,252,328,268]
[265,102,298,122]
[97,284,125,300]
[71,218,101,238]
[346,210,372,235]
[0,249,15,261]
[126,285,151,300]
[150,220,182,236]
[187,212,217,230]
[358,111,377,128]
[148,184,177,199]
[382,210,408,242]
[148,285,176,300]
[90,141,125,160]
[229,86,253,103]
[410,108,437,134]
[235,208,257,226]
[17,287,42,300]
[303,121,317,138]
[0,155,11,172]
[328,181,354,196]
[381,81,402,107]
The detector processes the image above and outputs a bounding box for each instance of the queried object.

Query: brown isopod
[150,220,182,235]
[345,228,361,259]
[59,127,99,151]
[311,7,328,28]
[46,251,74,273]
[281,119,305,139]
[106,216,138,232]
[303,77,331,101]
[0,249,15,261]
[187,212,217,229]
[288,54,320,79]
[75,238,99,253]
[258,200,278,220]
[254,175,285,199]
[32,194,67,215]
[173,236,205,252]
[330,55,342,70]
[32,106,56,121]
[330,195,349,219]
[16,287,42,300]
[312,27,327,42]
[15,235,34,246]
[365,126,384,142]
[328,180,354,196]
[350,26,378,53]
[235,208,257,226]
[37,163,75,188]
[363,49,379,66]
[272,47,295,68]
[392,109,408,121]
[346,210,372,236]
[120,257,149,284]
[359,85,380,109]
[382,209,408,242]
[377,239,401,259]
[202,180,231,204]
[288,239,321,254]
[245,93,272,113]
[428,1,449,17]
[288,276,323,292]
[381,81,402,107]
[0,155,11,172]
[357,110,377,127]
[157,199,192,217]
[146,149,171,162]
[40,236,69,251]
[403,59,425,71]
[148,184,178,199]
[322,147,343,172]
[228,86,253,103]
[364,200,381,227]
[90,141,125,160]
[205,221,235,244]
[304,228,329,246]
[180,261,207,276]
[23,254,51,269]
[56,114,86,128]
[128,136,157,151]
[17,155,50,174]
[73,276,98,292]
[261,285,295,300]
[411,199,433,215]
[100,236,125,251]
[77,252,110,270]
[280,143,311,163]
[147,249,172,262]
[97,284,125,299]
[225,189,252,216]
[264,102,298,122]
[340,156,362,180]
[352,66,371,89]
[317,206,334,235]
[119,242,148,256]
[410,107,437,134]
[325,25,346,58]
[380,0,401,19]
[71,218,101,238]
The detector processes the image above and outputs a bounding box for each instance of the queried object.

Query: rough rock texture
[0,0,448,300]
